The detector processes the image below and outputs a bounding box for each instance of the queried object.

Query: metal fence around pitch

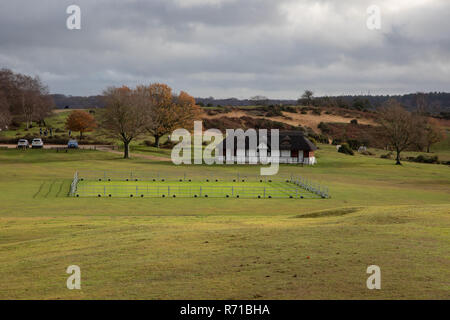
[73,184,320,199]
[76,169,295,183]
[70,170,330,199]
[290,176,330,199]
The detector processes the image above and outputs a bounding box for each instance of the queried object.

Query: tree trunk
[395,149,402,165]
[155,135,161,148]
[79,131,83,140]
[427,145,430,153]
[123,140,130,159]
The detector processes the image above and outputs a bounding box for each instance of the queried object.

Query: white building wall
[216,151,315,165]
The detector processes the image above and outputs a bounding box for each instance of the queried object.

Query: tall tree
[0,92,11,129]
[102,86,147,159]
[14,74,52,128]
[175,90,201,130]
[378,99,417,165]
[415,92,429,115]
[145,84,199,148]
[65,110,97,139]
[250,95,269,106]
[0,69,18,106]
[299,90,314,106]
[145,83,175,148]
[34,94,55,127]
[423,118,444,153]
[0,69,53,128]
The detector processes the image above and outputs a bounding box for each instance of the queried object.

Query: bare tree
[13,74,53,128]
[250,95,269,106]
[0,92,11,129]
[35,94,55,127]
[0,69,54,128]
[378,99,417,165]
[299,90,314,106]
[102,86,147,159]
[415,92,429,115]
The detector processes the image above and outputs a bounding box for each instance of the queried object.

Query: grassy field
[0,145,449,299]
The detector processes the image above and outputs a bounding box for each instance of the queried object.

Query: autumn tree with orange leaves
[423,118,444,153]
[144,83,200,148]
[65,110,97,139]
[102,84,199,158]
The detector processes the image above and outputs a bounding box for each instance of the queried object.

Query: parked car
[31,138,44,149]
[17,139,29,149]
[67,139,79,149]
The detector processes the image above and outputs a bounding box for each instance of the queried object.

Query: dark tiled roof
[276,131,317,151]
[218,130,317,151]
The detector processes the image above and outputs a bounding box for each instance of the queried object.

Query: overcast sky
[0,0,449,98]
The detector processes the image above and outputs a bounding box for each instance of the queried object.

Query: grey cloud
[0,0,448,98]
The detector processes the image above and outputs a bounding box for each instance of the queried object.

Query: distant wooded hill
[51,92,450,114]
[51,94,106,109]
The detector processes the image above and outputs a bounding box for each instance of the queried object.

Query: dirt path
[0,144,172,162]
[0,144,104,149]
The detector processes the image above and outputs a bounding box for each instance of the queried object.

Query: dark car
[67,139,79,149]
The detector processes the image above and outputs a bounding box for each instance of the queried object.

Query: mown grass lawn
[0,145,448,299]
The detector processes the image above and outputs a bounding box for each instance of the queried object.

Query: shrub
[282,106,297,113]
[265,107,283,117]
[380,152,393,159]
[308,133,329,144]
[347,139,362,150]
[11,120,21,128]
[332,139,342,145]
[407,155,439,164]
[350,119,358,125]
[338,143,354,155]
[308,137,318,146]
[318,122,330,134]
[161,140,175,149]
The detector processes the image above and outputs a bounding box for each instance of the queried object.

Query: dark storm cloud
[0,0,448,98]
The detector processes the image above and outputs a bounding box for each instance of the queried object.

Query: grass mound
[293,207,362,218]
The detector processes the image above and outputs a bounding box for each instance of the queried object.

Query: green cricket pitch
[75,180,321,199]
